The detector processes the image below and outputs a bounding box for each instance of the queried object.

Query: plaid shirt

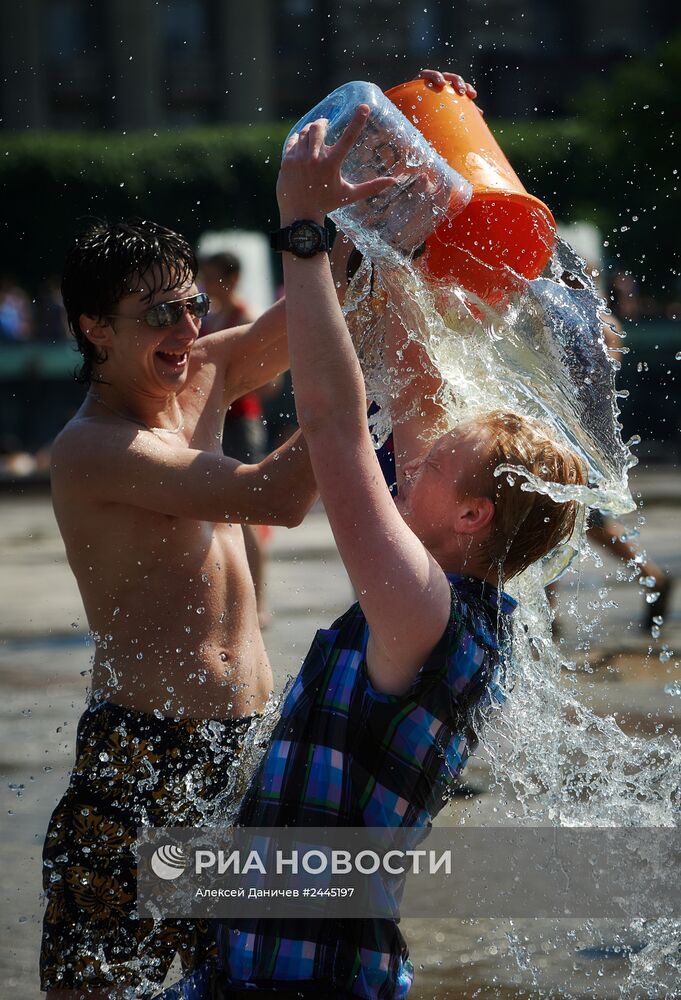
[217,575,515,998]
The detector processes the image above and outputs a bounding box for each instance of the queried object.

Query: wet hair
[61,217,197,383]
[466,411,586,580]
[201,251,241,280]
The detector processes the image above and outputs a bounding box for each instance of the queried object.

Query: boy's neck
[87,383,182,432]
[433,547,500,589]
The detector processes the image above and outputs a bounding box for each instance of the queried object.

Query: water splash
[338,229,680,994]
[344,236,634,517]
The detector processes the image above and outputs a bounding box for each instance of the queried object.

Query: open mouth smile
[156,349,189,368]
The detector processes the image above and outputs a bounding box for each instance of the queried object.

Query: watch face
[291,223,323,257]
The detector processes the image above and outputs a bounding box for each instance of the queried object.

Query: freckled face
[397,425,490,543]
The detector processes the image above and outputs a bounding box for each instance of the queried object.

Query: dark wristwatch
[270,219,331,258]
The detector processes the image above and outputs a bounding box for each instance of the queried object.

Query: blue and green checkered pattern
[217,574,516,998]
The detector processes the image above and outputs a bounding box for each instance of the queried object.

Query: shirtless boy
[40,219,317,997]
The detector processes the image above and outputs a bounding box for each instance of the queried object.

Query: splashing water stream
[163,173,681,992]
[136,112,678,995]
[332,208,680,993]
[185,224,680,995]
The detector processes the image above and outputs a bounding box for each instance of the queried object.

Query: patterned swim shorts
[40,700,255,995]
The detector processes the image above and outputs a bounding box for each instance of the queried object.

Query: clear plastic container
[284,81,472,259]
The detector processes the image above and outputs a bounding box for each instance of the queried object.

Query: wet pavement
[1,474,679,998]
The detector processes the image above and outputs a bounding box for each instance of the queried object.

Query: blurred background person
[609,270,642,322]
[0,274,34,342]
[36,276,70,343]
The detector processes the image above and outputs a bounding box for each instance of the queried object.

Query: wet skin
[50,276,315,719]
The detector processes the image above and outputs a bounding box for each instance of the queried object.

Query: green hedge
[0,115,662,291]
[0,124,290,287]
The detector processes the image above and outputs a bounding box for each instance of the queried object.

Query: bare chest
[60,502,248,611]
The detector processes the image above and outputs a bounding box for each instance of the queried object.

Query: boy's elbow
[282,507,305,529]
[281,488,317,527]
[259,486,315,528]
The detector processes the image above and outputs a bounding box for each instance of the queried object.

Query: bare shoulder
[50,416,99,479]
[50,414,159,497]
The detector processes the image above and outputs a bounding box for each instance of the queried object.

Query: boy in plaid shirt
[215,73,585,999]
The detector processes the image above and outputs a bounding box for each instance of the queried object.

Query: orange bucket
[385,79,556,300]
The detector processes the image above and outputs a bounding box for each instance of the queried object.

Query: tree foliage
[2,36,678,295]
[573,31,680,292]
[0,125,288,287]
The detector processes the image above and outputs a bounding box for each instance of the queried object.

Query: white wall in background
[197,230,276,317]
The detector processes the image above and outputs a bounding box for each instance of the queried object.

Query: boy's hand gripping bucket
[385,78,556,300]
[283,81,473,261]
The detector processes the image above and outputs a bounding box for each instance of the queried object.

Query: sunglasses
[107,292,211,329]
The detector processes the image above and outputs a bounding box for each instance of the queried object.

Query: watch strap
[270,220,332,255]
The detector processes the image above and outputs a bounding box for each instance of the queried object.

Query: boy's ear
[456,496,495,535]
[80,314,113,348]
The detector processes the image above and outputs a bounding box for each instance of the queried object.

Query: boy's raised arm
[199,297,291,404]
[52,422,316,528]
[278,108,452,693]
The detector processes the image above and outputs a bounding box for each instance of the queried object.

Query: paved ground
[1,474,679,998]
